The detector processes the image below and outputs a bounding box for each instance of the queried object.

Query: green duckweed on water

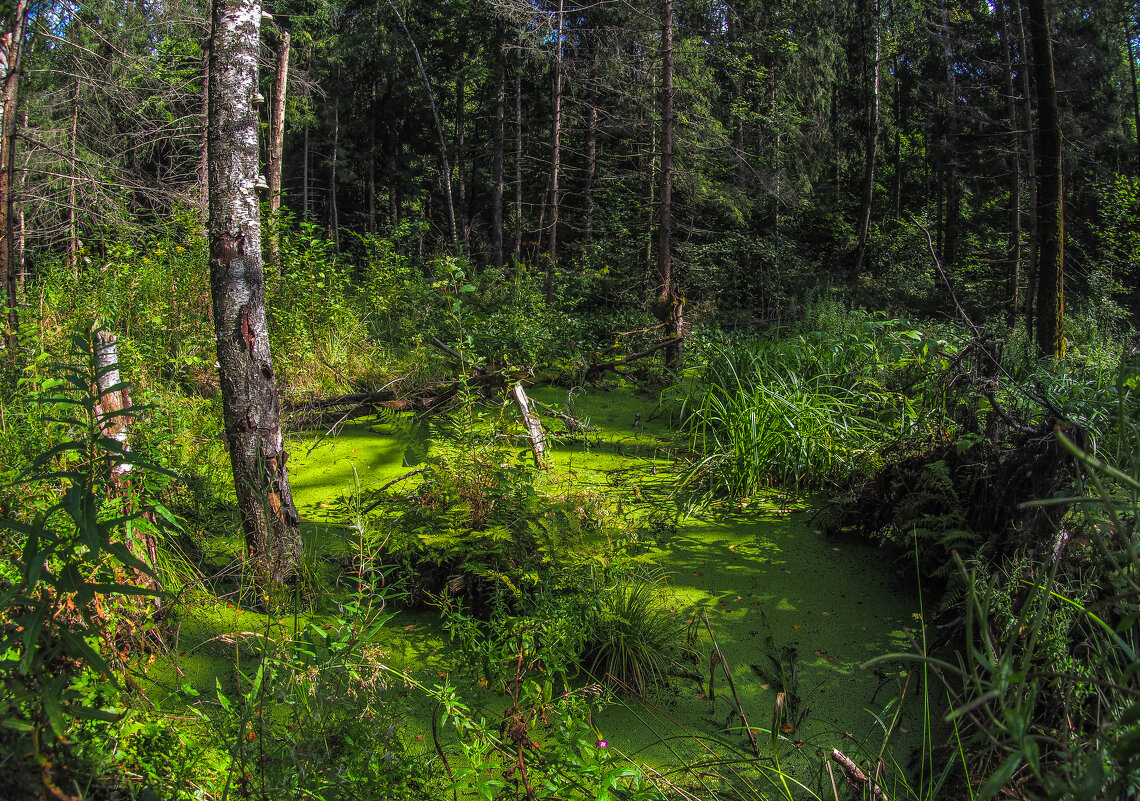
[277,384,924,784]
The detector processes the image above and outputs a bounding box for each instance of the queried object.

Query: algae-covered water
[282,385,923,789]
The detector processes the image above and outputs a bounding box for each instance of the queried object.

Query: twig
[701,615,761,757]
[910,214,980,337]
[359,469,428,515]
[615,322,667,336]
[431,704,457,801]
[430,336,487,374]
[830,749,890,801]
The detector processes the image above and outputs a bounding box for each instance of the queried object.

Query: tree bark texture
[198,44,211,210]
[207,0,302,585]
[998,0,1023,326]
[655,0,683,370]
[514,38,523,260]
[938,0,961,271]
[583,34,600,250]
[328,96,339,245]
[1026,0,1064,358]
[265,28,290,267]
[491,15,505,270]
[1015,0,1038,338]
[853,0,880,274]
[545,0,564,306]
[0,0,27,348]
[68,79,80,277]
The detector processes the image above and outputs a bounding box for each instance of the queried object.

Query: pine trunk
[265,29,290,267]
[491,16,505,270]
[583,35,600,250]
[1026,0,1064,358]
[0,0,27,349]
[657,0,682,370]
[853,0,881,274]
[999,0,1023,326]
[545,0,564,306]
[514,39,523,260]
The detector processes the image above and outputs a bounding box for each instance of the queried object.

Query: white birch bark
[207,0,301,586]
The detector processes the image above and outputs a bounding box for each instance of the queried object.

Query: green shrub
[585,570,691,695]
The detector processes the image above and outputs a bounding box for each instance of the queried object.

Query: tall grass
[677,335,902,505]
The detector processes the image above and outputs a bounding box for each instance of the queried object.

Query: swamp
[1,0,1140,799]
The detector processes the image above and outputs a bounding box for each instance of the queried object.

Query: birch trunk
[208,0,302,586]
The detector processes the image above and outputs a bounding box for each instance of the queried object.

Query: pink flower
[596,740,607,748]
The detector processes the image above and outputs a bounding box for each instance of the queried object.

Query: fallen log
[285,373,507,429]
[287,337,681,431]
[586,337,683,379]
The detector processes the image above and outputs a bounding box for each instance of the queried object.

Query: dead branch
[830,749,890,801]
[531,398,596,432]
[430,336,487,374]
[586,337,682,379]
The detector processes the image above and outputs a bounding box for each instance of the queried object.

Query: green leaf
[216,679,232,713]
[979,752,1022,800]
[42,675,68,737]
[59,631,117,687]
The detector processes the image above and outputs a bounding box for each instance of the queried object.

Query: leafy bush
[0,329,170,799]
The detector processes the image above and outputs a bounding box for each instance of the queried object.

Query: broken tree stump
[511,382,547,468]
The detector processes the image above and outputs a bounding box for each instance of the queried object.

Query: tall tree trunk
[938,0,960,271]
[207,0,301,586]
[545,0,564,306]
[68,80,80,278]
[583,33,600,251]
[491,16,505,270]
[999,0,1023,326]
[853,0,881,273]
[386,0,458,252]
[198,44,210,209]
[455,15,468,250]
[1127,10,1140,168]
[1016,0,1038,338]
[655,0,682,370]
[514,38,523,261]
[265,29,290,267]
[328,97,339,246]
[368,83,377,234]
[1026,0,1064,358]
[0,0,27,349]
[890,61,904,221]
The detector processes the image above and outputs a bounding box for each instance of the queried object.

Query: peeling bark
[208,0,302,586]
